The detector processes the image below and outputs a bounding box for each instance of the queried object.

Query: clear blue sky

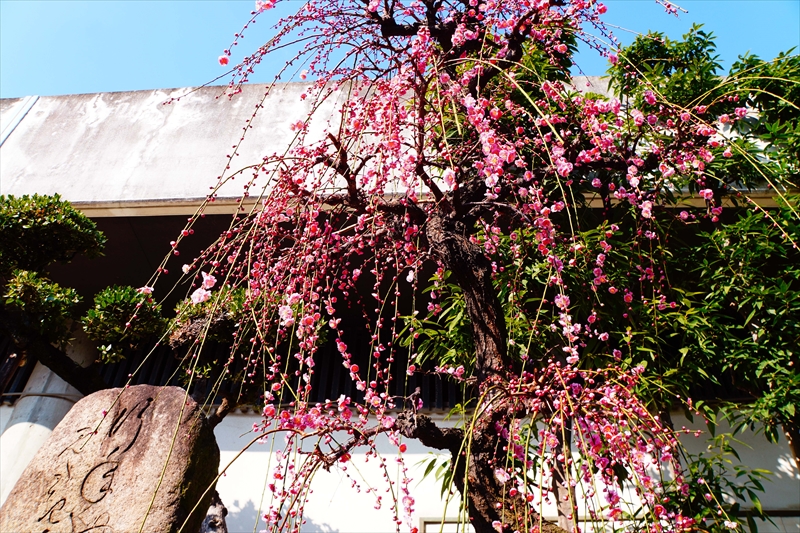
[1,0,798,98]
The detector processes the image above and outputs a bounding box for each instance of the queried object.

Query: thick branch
[456,416,570,533]
[395,411,464,452]
[378,18,421,38]
[462,9,537,97]
[552,418,577,531]
[368,9,453,42]
[207,395,236,429]
[783,419,800,473]
[319,133,364,208]
[394,411,558,533]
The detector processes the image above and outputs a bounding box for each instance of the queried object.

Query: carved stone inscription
[0,385,219,533]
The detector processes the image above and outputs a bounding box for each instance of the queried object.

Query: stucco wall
[0,84,344,209]
[0,406,12,435]
[212,412,799,533]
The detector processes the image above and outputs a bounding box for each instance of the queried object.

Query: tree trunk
[199,490,229,533]
[424,214,569,533]
[457,423,569,533]
[425,214,507,382]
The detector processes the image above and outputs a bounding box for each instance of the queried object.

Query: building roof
[1,78,613,216]
[0,83,345,216]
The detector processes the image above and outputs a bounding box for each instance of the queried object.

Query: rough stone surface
[0,385,219,533]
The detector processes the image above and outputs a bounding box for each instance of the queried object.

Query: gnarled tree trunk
[551,419,577,532]
[422,214,570,533]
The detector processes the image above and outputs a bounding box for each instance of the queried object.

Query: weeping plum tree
[147,1,798,532]
[1,2,793,531]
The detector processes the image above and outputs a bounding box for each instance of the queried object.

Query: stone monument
[0,385,219,533]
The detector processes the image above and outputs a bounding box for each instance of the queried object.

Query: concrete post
[0,330,96,505]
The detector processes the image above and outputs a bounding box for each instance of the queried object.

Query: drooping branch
[413,88,453,213]
[450,409,570,533]
[317,422,390,469]
[460,8,541,97]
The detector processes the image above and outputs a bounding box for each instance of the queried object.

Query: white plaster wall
[213,412,799,533]
[0,84,345,205]
[0,406,13,435]
[0,97,26,128]
[214,412,467,533]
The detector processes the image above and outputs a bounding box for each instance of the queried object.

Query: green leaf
[751,493,763,514]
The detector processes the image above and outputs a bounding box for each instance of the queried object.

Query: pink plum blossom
[554,294,570,310]
[255,0,276,10]
[278,305,294,326]
[201,271,216,289]
[442,168,457,188]
[494,468,510,484]
[641,201,653,219]
[191,288,211,305]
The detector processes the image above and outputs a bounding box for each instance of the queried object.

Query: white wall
[0,406,12,435]
[213,412,799,533]
[673,413,799,513]
[214,412,466,533]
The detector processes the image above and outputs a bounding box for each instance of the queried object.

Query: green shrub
[82,285,165,363]
[3,270,81,345]
[0,194,106,275]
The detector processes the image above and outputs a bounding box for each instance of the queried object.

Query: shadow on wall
[226,499,338,533]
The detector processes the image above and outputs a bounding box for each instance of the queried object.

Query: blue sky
[1,0,798,98]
